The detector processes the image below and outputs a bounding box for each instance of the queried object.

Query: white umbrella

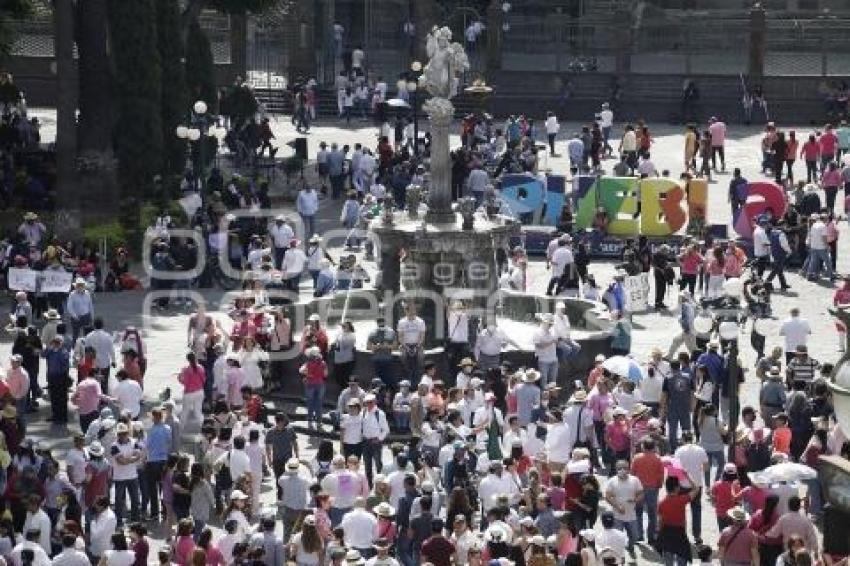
[757,462,817,483]
[601,355,643,382]
[385,98,411,108]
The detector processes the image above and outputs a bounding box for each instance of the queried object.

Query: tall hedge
[107,0,163,200]
[185,19,217,112]
[157,0,188,176]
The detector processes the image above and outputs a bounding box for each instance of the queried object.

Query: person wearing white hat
[361,393,389,485]
[532,313,559,389]
[269,215,294,269]
[6,353,31,418]
[718,507,759,565]
[65,277,94,341]
[472,392,505,457]
[111,421,143,526]
[515,370,541,426]
[281,237,308,293]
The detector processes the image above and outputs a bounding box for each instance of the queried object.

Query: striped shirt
[787,357,819,382]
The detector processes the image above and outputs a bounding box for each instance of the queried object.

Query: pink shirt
[802,140,820,160]
[822,169,841,188]
[820,132,838,156]
[74,377,102,414]
[226,368,244,407]
[179,364,206,394]
[6,367,29,400]
[172,536,196,566]
[679,252,704,275]
[709,121,726,147]
[587,391,614,422]
[723,253,743,277]
[605,420,630,452]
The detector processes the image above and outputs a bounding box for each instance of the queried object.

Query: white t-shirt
[808,221,828,250]
[545,116,560,135]
[621,130,637,152]
[753,226,771,258]
[779,316,811,351]
[282,248,307,278]
[553,313,571,341]
[103,550,136,566]
[351,49,365,69]
[397,317,426,345]
[598,109,614,128]
[532,327,557,362]
[114,379,143,418]
[550,247,573,278]
[110,440,141,481]
[596,528,628,563]
[604,475,643,521]
[674,443,709,487]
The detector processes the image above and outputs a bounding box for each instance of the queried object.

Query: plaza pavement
[7,111,848,561]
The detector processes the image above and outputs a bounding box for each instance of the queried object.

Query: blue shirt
[696,351,725,384]
[327,150,345,176]
[146,423,173,462]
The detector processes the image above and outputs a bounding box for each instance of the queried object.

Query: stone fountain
[371,26,519,344]
[820,307,850,555]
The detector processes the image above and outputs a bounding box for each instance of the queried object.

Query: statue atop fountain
[421,26,469,224]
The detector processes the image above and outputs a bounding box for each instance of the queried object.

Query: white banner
[40,270,73,293]
[7,268,38,292]
[624,273,651,312]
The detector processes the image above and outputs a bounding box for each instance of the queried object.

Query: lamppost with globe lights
[175,100,226,191]
[408,60,422,155]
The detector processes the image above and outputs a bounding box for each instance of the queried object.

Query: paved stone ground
[8,111,846,560]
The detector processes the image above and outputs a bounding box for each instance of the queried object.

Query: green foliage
[156,0,188,176]
[82,220,128,249]
[220,85,257,129]
[185,19,216,111]
[108,0,163,200]
[0,0,34,57]
[140,200,187,229]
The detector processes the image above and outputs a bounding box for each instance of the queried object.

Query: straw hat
[630,403,651,418]
[727,507,749,522]
[458,357,475,368]
[44,308,61,320]
[569,390,588,403]
[522,369,541,384]
[373,502,395,518]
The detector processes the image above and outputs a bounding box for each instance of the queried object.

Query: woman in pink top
[819,125,839,166]
[834,276,850,350]
[178,353,206,427]
[172,519,197,566]
[785,131,799,182]
[723,245,743,278]
[801,133,820,183]
[826,212,840,270]
[822,162,842,214]
[678,244,704,296]
[705,246,726,298]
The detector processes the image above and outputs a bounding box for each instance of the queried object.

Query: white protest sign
[624,272,650,312]
[7,268,38,292]
[40,270,73,293]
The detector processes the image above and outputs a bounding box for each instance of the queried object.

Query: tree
[185,19,216,112]
[156,0,188,177]
[0,0,33,58]
[75,0,118,216]
[107,0,163,202]
[52,0,79,234]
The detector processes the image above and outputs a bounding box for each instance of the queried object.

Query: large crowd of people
[3,52,850,566]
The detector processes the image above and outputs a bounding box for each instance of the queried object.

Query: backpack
[745,440,771,472]
[215,451,233,489]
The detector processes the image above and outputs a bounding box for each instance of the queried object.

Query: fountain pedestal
[423,98,457,225]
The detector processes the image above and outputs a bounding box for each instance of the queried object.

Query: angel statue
[422,26,470,100]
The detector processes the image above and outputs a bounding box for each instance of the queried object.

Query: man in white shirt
[296,186,319,241]
[544,111,560,156]
[604,461,644,553]
[110,423,143,526]
[217,435,252,489]
[51,532,89,566]
[351,46,365,75]
[113,370,143,418]
[322,455,360,524]
[598,102,614,155]
[532,314,559,389]
[548,238,573,296]
[673,431,709,543]
[473,323,519,372]
[596,511,629,564]
[281,239,307,293]
[397,304,426,384]
[446,302,470,371]
[269,216,294,269]
[779,307,812,364]
[466,164,489,207]
[340,497,377,556]
[11,530,50,566]
[85,318,115,393]
[563,391,595,448]
[546,409,573,472]
[806,212,834,281]
[88,497,118,561]
[752,218,772,276]
[22,496,52,554]
[477,463,506,514]
[361,394,390,485]
[618,124,638,174]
